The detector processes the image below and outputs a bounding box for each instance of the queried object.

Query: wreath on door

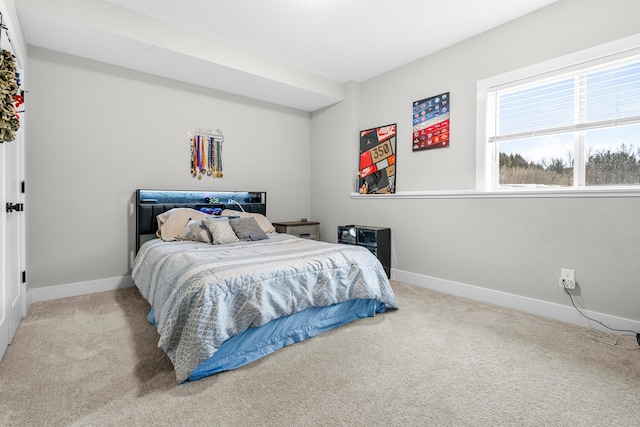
[0,49,20,143]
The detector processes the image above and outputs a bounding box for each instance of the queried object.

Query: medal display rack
[189,128,224,179]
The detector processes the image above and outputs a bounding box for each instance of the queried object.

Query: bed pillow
[229,217,269,241]
[156,207,200,229]
[221,209,276,234]
[202,217,240,245]
[175,219,212,244]
[156,208,209,241]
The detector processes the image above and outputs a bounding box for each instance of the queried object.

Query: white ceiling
[16,0,559,112]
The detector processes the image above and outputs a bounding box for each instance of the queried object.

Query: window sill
[350,187,640,199]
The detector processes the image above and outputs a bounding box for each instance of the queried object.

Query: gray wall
[310,0,640,322]
[26,47,311,288]
[24,0,640,323]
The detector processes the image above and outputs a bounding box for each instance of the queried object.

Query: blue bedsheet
[148,298,386,381]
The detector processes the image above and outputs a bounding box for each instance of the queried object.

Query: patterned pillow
[229,217,269,241]
[176,219,212,244]
[202,217,240,245]
[220,209,276,234]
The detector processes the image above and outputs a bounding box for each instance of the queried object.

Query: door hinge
[21,180,25,193]
[22,270,26,283]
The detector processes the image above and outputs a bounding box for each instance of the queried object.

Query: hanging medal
[207,136,213,176]
[198,135,203,174]
[190,135,197,176]
[211,139,218,178]
[216,139,223,177]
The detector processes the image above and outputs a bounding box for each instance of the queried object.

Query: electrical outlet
[559,268,576,289]
[560,268,574,280]
[559,277,576,289]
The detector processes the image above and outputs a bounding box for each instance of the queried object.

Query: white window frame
[476,33,640,193]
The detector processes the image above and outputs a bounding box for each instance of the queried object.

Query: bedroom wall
[311,0,640,323]
[25,47,312,289]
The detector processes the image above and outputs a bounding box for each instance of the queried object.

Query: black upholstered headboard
[135,189,267,252]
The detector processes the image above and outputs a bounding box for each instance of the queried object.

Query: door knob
[6,202,23,213]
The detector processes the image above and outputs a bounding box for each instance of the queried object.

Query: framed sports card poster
[412,92,450,151]
[358,123,396,194]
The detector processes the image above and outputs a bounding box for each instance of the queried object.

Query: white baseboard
[391,268,640,334]
[27,276,135,306]
[24,270,639,335]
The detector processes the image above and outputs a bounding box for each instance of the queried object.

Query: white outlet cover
[561,268,575,280]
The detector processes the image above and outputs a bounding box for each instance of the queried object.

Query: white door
[6,125,25,338]
[0,96,25,363]
[0,13,26,361]
[0,113,25,364]
[0,139,7,360]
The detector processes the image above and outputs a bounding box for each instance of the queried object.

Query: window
[477,36,640,192]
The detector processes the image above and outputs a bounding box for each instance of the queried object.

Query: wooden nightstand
[272,221,320,240]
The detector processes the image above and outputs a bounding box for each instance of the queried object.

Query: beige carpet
[0,281,638,426]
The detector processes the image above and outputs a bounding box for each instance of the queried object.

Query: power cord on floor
[562,286,640,350]
[581,328,639,349]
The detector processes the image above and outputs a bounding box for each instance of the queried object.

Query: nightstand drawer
[273,221,320,240]
[288,224,319,239]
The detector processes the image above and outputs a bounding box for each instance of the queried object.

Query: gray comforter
[132,234,398,382]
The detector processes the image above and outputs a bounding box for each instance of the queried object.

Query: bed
[132,190,398,383]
